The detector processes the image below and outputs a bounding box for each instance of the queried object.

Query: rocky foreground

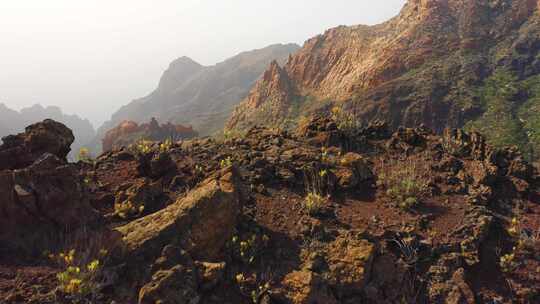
[0,117,539,303]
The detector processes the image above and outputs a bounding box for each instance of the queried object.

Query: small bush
[159,138,173,153]
[220,156,233,168]
[377,157,430,211]
[130,138,153,155]
[229,232,270,265]
[47,247,108,300]
[77,147,93,163]
[304,192,328,216]
[114,200,144,219]
[499,253,518,273]
[331,105,358,134]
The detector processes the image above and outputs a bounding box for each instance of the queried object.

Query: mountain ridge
[95,43,300,146]
[227,0,540,159]
[0,103,95,158]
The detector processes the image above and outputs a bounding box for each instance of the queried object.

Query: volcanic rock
[0,119,74,170]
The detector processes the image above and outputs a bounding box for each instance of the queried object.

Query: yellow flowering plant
[46,248,108,299]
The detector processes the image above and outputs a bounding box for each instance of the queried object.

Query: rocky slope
[227,0,540,159]
[96,43,299,143]
[0,103,96,159]
[1,117,538,303]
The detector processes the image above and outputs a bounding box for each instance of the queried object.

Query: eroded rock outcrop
[0,120,97,252]
[0,119,74,170]
[102,118,197,152]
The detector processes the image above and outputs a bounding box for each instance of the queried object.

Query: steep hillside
[0,103,95,159]
[96,43,299,143]
[227,0,540,159]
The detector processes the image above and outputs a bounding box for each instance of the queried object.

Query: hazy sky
[0,0,406,128]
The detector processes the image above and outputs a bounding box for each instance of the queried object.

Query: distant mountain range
[95,43,300,144]
[0,103,95,159]
[227,0,540,159]
[6,0,540,161]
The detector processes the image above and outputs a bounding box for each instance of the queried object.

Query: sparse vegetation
[499,252,518,273]
[392,234,419,266]
[159,138,173,153]
[229,231,270,265]
[466,69,540,161]
[114,200,145,219]
[220,156,233,168]
[130,138,153,155]
[302,164,333,216]
[195,164,204,174]
[304,192,328,216]
[376,157,430,211]
[77,147,93,163]
[321,147,330,163]
[331,105,358,134]
[44,235,110,302]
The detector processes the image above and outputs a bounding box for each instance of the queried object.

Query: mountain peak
[169,56,203,69]
[97,43,299,142]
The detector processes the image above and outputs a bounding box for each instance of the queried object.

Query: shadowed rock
[0,119,74,170]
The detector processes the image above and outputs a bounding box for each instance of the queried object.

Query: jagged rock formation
[227,0,540,157]
[0,103,96,159]
[101,118,198,152]
[96,43,299,144]
[1,117,538,303]
[0,119,75,169]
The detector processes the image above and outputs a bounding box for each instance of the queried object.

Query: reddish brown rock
[0,119,74,170]
[102,117,197,152]
[280,270,338,304]
[116,167,243,263]
[0,154,98,252]
[227,0,540,133]
[0,120,98,252]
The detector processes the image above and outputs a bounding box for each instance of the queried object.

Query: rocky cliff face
[96,43,299,144]
[227,0,540,156]
[0,103,96,159]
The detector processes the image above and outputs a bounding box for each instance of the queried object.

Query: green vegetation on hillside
[519,75,540,160]
[465,70,540,161]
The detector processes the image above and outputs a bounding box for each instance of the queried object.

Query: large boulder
[335,152,374,190]
[116,166,243,264]
[0,153,98,250]
[0,119,74,170]
[325,236,376,297]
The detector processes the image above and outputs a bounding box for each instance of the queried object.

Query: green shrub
[77,147,93,163]
[377,158,430,211]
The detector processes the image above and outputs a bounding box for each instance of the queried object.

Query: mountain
[96,43,300,144]
[227,0,540,159]
[0,103,95,159]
